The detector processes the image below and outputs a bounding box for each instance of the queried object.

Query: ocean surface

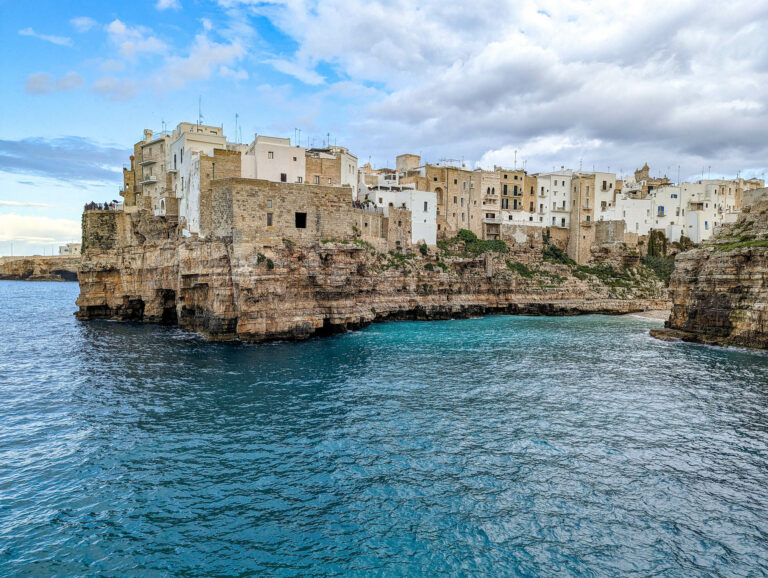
[1,280,768,576]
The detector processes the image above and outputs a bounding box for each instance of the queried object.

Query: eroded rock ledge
[652,200,768,349]
[76,212,669,342]
[0,256,79,281]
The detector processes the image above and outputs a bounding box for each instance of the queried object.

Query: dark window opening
[295,212,307,228]
[267,213,273,226]
[280,173,287,182]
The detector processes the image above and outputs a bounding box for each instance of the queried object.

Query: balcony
[167,167,178,174]
[139,157,158,166]
[483,217,503,224]
[139,175,158,185]
[552,206,569,213]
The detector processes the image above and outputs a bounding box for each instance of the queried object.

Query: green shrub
[542,243,574,265]
[506,261,535,278]
[419,243,429,256]
[642,254,675,284]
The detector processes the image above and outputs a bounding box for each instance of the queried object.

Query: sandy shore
[625,309,671,320]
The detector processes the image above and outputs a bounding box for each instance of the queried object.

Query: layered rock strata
[652,201,768,349]
[0,256,80,281]
[76,211,668,342]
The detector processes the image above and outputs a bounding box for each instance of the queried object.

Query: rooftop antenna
[235,113,239,144]
[198,95,203,126]
[514,149,518,170]
[327,132,330,148]
[161,119,166,134]
[579,158,583,171]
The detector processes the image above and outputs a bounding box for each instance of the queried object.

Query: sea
[1,280,767,575]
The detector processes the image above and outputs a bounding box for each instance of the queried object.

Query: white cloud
[219,65,249,80]
[0,201,52,208]
[25,72,83,94]
[70,17,97,32]
[156,0,182,10]
[216,0,768,178]
[159,33,245,90]
[91,77,139,101]
[18,27,72,47]
[106,19,166,58]
[0,213,81,244]
[266,59,324,85]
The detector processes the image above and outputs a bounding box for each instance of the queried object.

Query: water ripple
[1,281,767,575]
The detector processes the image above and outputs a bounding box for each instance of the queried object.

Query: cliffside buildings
[115,121,763,264]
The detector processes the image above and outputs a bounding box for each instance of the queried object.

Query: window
[461,213,465,221]
[454,179,458,185]
[513,185,518,195]
[453,196,457,204]
[460,198,464,207]
[180,148,184,163]
[504,174,508,179]
[174,154,177,170]
[293,156,297,161]
[586,215,591,222]
[434,177,438,182]
[503,184,508,195]
[502,198,509,209]
[530,202,534,211]
[602,180,607,190]
[280,173,287,182]
[295,212,307,228]
[492,187,495,194]
[487,187,491,194]
[267,199,273,208]
[267,213,273,226]
[314,176,320,184]
[586,186,590,194]
[268,151,274,159]
[328,178,332,184]
[424,201,428,212]
[297,177,303,183]
[463,182,466,191]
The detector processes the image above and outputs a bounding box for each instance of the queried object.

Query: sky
[2,0,768,256]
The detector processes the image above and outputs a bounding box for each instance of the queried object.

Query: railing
[139,175,158,185]
[352,203,384,214]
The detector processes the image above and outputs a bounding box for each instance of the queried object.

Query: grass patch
[714,239,768,252]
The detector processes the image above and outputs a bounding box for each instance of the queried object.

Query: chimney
[144,129,153,142]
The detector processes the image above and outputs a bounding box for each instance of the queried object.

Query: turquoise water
[1,281,768,575]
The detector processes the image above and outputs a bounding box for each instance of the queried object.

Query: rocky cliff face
[76,211,669,342]
[652,201,768,349]
[0,256,79,281]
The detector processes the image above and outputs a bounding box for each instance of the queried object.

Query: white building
[534,169,573,229]
[241,135,306,184]
[168,123,228,234]
[59,243,81,256]
[367,186,437,245]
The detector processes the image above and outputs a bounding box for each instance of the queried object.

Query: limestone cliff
[0,256,79,281]
[652,201,768,349]
[76,210,668,342]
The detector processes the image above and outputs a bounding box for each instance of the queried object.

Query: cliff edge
[0,256,79,281]
[76,209,668,342]
[651,200,768,349]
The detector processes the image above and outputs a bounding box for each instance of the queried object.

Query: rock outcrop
[0,256,80,281]
[76,210,668,342]
[652,201,768,349]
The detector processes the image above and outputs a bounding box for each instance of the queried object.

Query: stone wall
[594,220,626,245]
[305,155,341,186]
[199,149,242,237]
[204,178,410,250]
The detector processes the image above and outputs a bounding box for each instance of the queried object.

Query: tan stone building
[567,173,597,263]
